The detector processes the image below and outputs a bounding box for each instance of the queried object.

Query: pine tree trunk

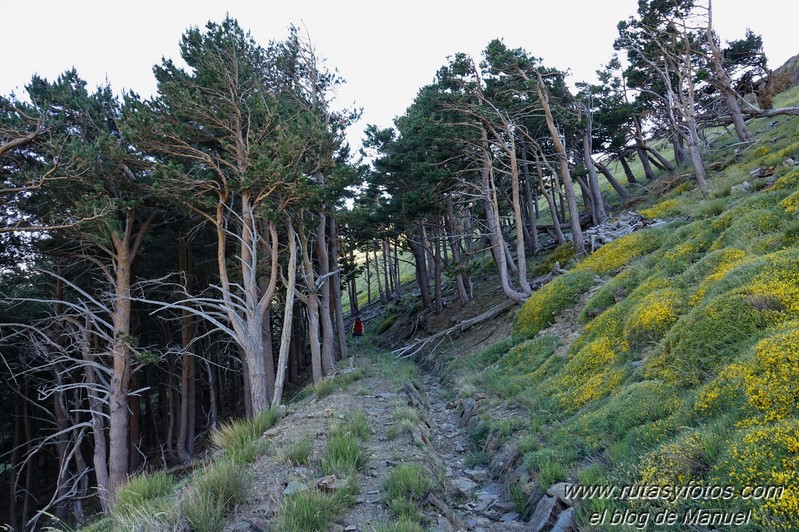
[329,218,348,359]
[636,147,658,181]
[593,158,632,200]
[107,246,133,502]
[619,153,638,184]
[177,238,195,463]
[537,77,584,253]
[509,139,531,293]
[316,213,337,375]
[445,195,471,305]
[583,133,608,223]
[434,227,444,314]
[272,223,297,406]
[406,226,433,309]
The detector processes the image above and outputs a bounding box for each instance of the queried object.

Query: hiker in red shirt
[352,316,364,347]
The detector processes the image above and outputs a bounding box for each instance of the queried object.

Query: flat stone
[283,480,308,496]
[452,477,478,495]
[500,512,520,522]
[328,525,345,532]
[493,500,516,512]
[551,507,576,532]
[464,466,488,481]
[474,495,496,512]
[527,495,560,532]
[454,441,465,453]
[344,526,357,532]
[293,466,314,478]
[435,516,455,532]
[546,482,575,506]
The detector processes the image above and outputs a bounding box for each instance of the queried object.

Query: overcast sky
[2,0,795,151]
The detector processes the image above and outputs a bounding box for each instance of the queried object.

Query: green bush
[645,293,772,386]
[497,336,558,373]
[574,229,663,275]
[578,265,648,322]
[514,270,597,338]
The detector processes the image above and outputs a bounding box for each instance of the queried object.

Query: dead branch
[392,299,516,359]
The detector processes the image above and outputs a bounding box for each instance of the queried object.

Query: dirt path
[225,351,527,531]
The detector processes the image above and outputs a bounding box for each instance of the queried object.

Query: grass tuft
[281,435,313,466]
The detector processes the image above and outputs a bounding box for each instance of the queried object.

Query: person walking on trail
[352,316,364,347]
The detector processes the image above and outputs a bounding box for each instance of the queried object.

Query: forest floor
[223,345,527,531]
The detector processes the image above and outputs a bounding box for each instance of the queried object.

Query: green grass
[193,459,250,512]
[211,407,279,452]
[180,490,228,532]
[383,463,435,522]
[109,471,180,531]
[314,378,337,398]
[114,470,176,510]
[374,517,427,532]
[272,486,355,532]
[321,410,371,476]
[322,431,368,476]
[281,435,313,466]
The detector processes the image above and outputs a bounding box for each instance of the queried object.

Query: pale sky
[1,0,796,152]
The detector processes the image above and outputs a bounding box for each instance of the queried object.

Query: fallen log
[392,299,517,358]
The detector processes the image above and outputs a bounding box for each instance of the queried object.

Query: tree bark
[272,221,297,406]
[706,0,752,143]
[583,133,608,223]
[406,226,433,310]
[329,218,348,360]
[536,75,584,253]
[316,212,337,375]
[177,238,195,463]
[481,129,529,303]
[618,153,638,184]
[593,158,631,200]
[445,195,471,305]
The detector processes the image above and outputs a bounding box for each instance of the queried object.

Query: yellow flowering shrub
[747,252,799,316]
[624,288,681,346]
[639,432,705,487]
[639,198,680,219]
[690,249,751,306]
[722,420,799,529]
[694,362,748,415]
[645,293,771,386]
[778,141,799,158]
[744,327,799,421]
[559,337,627,411]
[750,145,771,159]
[769,169,799,191]
[779,190,799,214]
[514,270,596,338]
[574,230,662,275]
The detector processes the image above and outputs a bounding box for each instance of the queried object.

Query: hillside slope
[80,86,799,532]
[416,84,799,531]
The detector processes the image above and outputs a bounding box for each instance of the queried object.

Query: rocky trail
[224,350,531,531]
